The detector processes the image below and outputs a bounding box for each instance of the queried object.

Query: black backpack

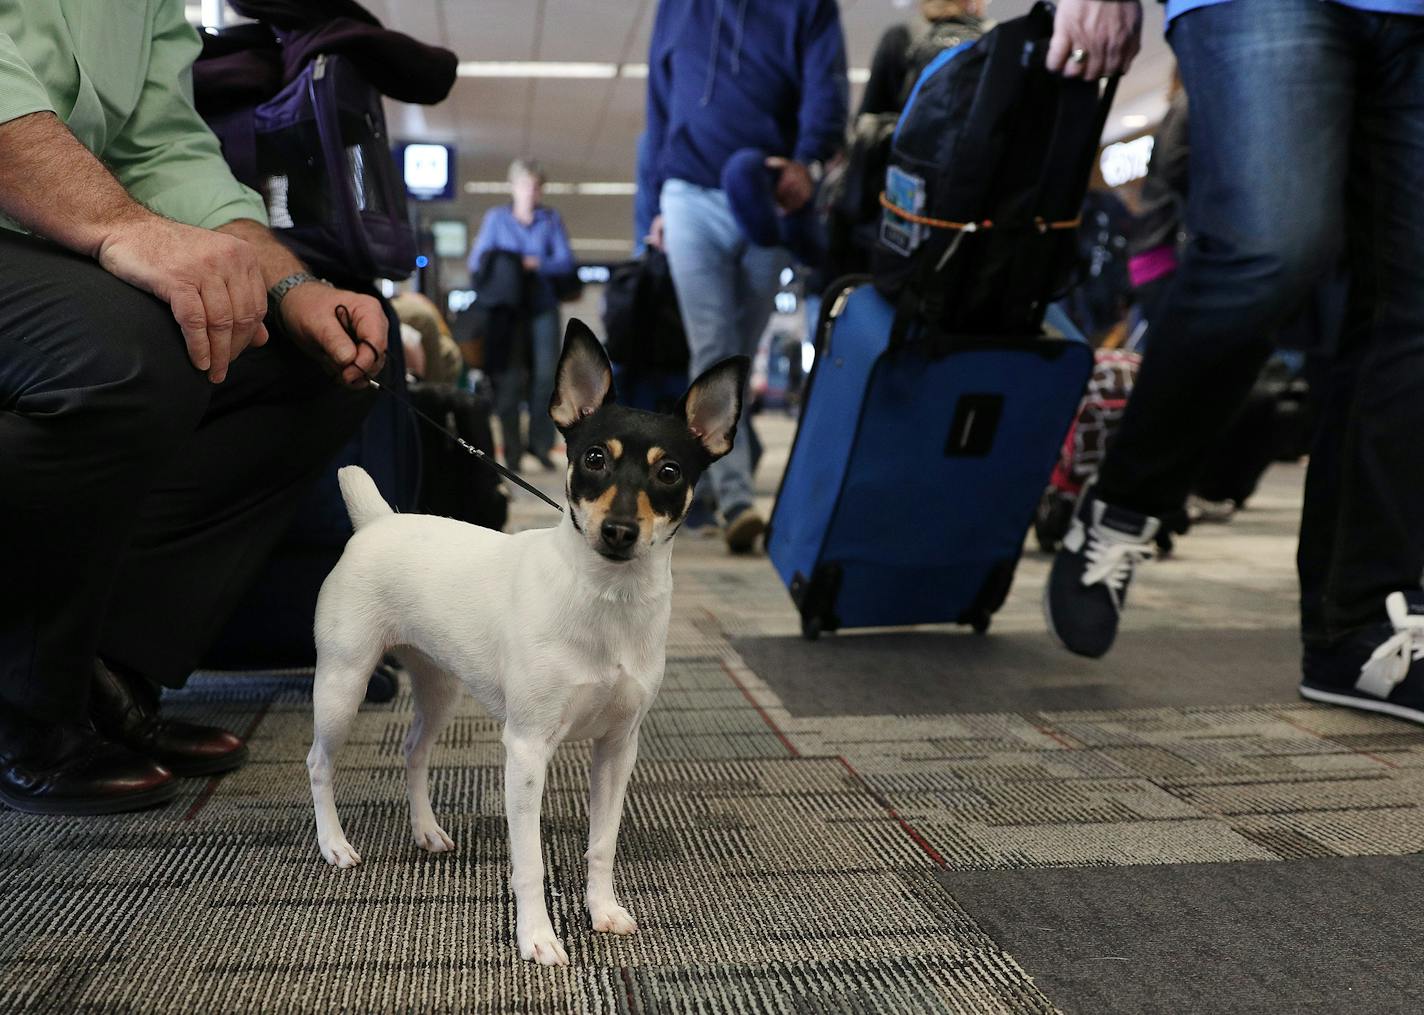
[602,251,689,372]
[871,2,1116,338]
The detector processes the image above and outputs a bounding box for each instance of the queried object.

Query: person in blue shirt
[1045,0,1424,727]
[643,0,848,555]
[468,159,575,471]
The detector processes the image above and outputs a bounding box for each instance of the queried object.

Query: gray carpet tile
[730,628,1303,717]
[939,855,1424,1015]
[5,425,1416,1011]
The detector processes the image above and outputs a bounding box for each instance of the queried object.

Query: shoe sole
[724,513,766,554]
[162,743,249,778]
[1298,684,1424,726]
[0,779,179,816]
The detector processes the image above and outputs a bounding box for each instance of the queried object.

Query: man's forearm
[216,218,307,289]
[0,111,150,256]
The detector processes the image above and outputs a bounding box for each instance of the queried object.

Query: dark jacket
[857,15,986,118]
[204,0,457,106]
[644,0,849,215]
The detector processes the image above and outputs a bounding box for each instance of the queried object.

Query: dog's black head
[549,318,748,562]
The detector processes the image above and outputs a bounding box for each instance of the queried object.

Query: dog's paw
[411,822,456,854]
[518,926,570,966]
[319,837,362,869]
[589,903,638,936]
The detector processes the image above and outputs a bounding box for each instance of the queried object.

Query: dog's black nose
[600,519,639,552]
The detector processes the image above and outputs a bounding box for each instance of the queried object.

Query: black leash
[335,305,564,514]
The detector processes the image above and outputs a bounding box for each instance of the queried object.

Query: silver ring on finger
[1070,48,1087,65]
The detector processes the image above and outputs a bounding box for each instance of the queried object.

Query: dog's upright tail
[338,466,394,531]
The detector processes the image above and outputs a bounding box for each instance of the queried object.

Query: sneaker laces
[1081,529,1154,607]
[1357,592,1424,697]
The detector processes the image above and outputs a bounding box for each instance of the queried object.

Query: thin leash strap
[334,305,564,514]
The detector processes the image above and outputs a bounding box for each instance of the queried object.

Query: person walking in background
[859,0,986,118]
[1045,0,1424,726]
[468,159,574,471]
[643,0,848,554]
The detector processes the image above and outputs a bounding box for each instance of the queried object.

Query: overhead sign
[400,142,456,201]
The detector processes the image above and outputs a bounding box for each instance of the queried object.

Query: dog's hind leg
[503,728,568,965]
[395,648,460,854]
[307,643,381,868]
[585,729,640,935]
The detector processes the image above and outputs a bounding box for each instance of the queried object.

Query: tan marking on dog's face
[606,438,623,461]
[683,486,695,514]
[636,491,656,531]
[572,483,619,539]
[646,446,665,466]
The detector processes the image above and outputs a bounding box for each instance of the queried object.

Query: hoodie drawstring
[700,0,750,106]
[700,0,725,106]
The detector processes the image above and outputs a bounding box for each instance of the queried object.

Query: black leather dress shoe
[91,661,248,777]
[0,720,176,815]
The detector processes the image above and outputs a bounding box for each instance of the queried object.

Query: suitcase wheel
[801,615,823,641]
[969,612,991,635]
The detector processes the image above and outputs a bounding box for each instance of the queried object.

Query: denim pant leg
[1298,11,1424,643]
[662,179,773,513]
[1095,0,1354,520]
[525,308,562,457]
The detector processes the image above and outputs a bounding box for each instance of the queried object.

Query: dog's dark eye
[583,446,607,471]
[656,462,682,485]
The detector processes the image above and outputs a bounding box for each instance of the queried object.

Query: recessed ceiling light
[457,61,619,79]
[463,181,637,196]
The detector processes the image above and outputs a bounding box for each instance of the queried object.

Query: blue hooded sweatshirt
[643,0,849,217]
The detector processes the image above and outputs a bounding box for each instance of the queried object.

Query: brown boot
[90,661,248,777]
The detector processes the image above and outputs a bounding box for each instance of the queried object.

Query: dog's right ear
[549,318,615,429]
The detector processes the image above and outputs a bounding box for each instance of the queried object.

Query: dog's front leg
[585,729,640,935]
[503,729,568,966]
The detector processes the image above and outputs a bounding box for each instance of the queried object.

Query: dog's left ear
[550,318,615,429]
[677,356,749,460]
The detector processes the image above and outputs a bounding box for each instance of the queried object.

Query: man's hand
[217,218,385,388]
[1047,0,1143,81]
[97,212,269,384]
[765,157,814,214]
[279,282,387,388]
[522,254,541,272]
[646,215,665,252]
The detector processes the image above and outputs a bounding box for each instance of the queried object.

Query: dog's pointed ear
[549,318,615,429]
[677,356,749,460]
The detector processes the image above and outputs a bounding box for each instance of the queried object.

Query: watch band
[267,271,329,309]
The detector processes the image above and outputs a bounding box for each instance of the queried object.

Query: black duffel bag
[603,251,689,372]
[872,1,1115,338]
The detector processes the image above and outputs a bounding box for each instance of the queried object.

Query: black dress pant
[0,231,371,724]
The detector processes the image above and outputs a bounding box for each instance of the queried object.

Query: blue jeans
[1097,0,1424,643]
[660,179,788,514]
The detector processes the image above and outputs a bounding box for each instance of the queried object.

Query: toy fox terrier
[307,320,748,965]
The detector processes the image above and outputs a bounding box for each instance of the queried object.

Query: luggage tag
[880,165,928,257]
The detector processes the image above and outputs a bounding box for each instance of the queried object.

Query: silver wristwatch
[267,271,329,310]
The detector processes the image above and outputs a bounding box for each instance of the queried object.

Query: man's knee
[20,284,207,444]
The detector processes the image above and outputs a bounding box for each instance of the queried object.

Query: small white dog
[307,321,747,965]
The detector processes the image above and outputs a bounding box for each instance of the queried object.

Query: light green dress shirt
[0,0,268,230]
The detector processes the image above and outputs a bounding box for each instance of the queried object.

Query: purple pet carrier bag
[211,52,416,281]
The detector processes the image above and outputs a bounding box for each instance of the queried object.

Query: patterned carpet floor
[4,417,1422,1013]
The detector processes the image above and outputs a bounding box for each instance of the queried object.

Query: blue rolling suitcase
[767,278,1092,639]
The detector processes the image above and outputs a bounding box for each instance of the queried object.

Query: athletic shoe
[1299,591,1424,725]
[1044,489,1160,658]
[722,503,766,554]
[1187,494,1237,524]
